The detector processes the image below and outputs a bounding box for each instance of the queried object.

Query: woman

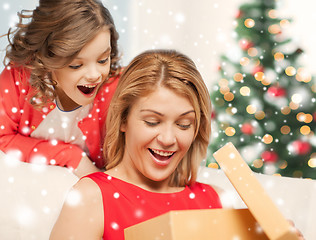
[50,49,222,239]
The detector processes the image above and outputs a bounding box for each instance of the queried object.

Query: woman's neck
[105,166,184,194]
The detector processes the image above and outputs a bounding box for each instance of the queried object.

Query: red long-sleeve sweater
[0,66,119,169]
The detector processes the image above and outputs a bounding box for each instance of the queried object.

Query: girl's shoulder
[0,65,31,85]
[97,73,120,95]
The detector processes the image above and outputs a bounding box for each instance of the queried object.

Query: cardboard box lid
[125,208,269,240]
[213,142,298,240]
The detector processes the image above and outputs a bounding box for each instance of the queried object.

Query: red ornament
[252,65,264,75]
[211,111,216,120]
[292,140,311,155]
[241,123,254,135]
[261,151,278,163]
[235,10,243,19]
[313,112,316,122]
[267,86,287,97]
[239,39,254,51]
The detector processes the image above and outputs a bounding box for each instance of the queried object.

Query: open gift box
[124,208,269,239]
[124,143,299,240]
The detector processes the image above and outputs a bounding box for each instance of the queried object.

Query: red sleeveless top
[85,172,222,240]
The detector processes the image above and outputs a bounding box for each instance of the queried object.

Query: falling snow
[113,192,120,199]
[65,189,82,207]
[0,1,315,239]
[189,193,195,199]
[111,222,120,230]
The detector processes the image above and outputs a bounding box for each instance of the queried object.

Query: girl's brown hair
[4,0,120,106]
[104,49,212,187]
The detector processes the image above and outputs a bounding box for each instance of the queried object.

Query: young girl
[49,49,223,239]
[0,0,121,177]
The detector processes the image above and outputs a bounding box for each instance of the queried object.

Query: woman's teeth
[151,149,174,157]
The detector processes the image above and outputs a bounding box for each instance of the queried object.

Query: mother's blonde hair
[104,49,212,187]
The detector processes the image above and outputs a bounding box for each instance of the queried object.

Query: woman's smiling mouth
[149,148,175,166]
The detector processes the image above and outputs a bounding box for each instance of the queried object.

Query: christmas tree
[207,0,316,179]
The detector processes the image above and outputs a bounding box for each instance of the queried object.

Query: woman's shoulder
[80,172,121,195]
[66,175,104,212]
[50,175,104,239]
[73,175,103,199]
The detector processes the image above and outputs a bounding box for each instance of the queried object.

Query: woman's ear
[120,122,126,132]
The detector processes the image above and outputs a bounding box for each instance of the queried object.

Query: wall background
[0,0,315,89]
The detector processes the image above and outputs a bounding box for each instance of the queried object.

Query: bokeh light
[244,18,255,28]
[262,134,273,144]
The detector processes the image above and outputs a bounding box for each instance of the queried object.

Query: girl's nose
[86,64,101,81]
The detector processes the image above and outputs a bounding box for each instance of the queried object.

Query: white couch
[0,151,315,239]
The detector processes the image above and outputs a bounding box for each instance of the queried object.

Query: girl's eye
[98,58,109,64]
[144,121,159,127]
[69,64,82,70]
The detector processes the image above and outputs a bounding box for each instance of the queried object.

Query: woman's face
[120,86,196,189]
[51,29,111,111]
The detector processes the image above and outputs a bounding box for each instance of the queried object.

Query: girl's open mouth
[77,84,98,95]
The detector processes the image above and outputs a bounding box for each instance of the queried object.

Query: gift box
[124,142,299,240]
[124,208,268,239]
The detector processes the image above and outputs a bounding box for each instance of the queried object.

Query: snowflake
[134,209,144,218]
[41,189,48,196]
[113,192,120,199]
[174,12,185,23]
[189,193,195,199]
[111,222,120,230]
[229,153,236,159]
[3,3,10,10]
[15,205,35,227]
[8,176,14,183]
[48,128,55,134]
[4,149,22,166]
[50,139,58,146]
[65,189,82,207]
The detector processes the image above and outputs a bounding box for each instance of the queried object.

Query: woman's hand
[288,220,304,240]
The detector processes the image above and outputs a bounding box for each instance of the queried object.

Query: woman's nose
[157,127,176,147]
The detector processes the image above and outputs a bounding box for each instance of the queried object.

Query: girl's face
[120,86,196,191]
[51,29,111,111]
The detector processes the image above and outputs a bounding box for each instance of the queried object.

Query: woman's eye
[69,64,82,70]
[144,121,159,126]
[177,123,192,130]
[98,58,109,64]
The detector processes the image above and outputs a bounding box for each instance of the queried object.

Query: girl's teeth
[77,84,97,94]
[82,84,96,88]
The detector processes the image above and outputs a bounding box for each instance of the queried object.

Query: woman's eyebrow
[180,110,195,116]
[140,109,195,116]
[140,109,163,116]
